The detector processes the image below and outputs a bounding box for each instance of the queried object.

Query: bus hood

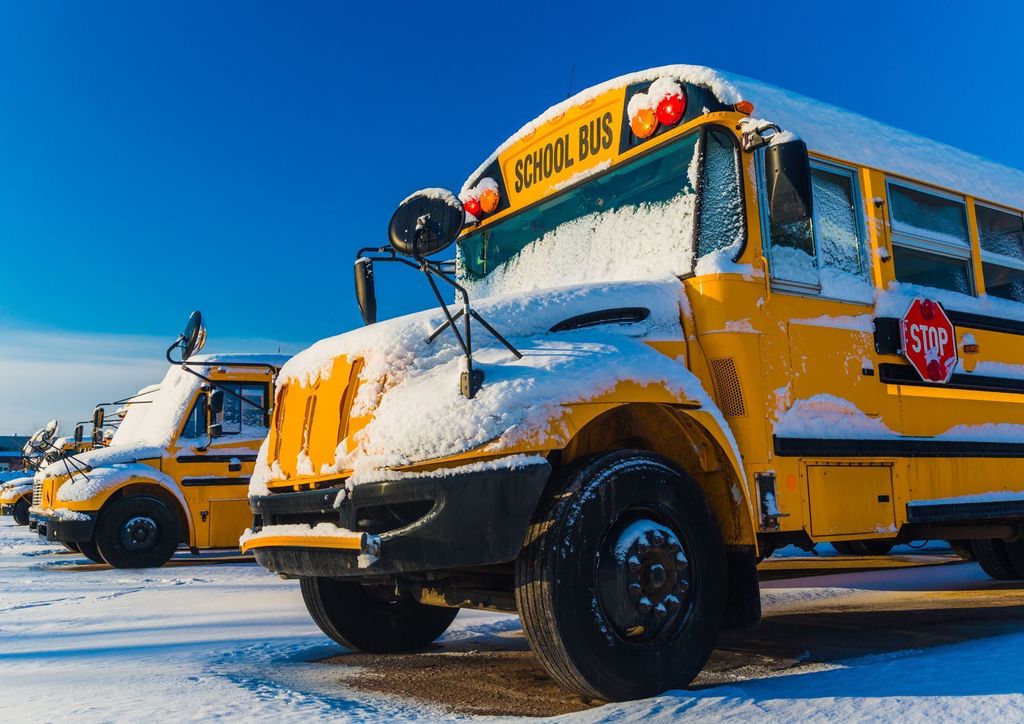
[253,276,719,494]
[38,443,164,481]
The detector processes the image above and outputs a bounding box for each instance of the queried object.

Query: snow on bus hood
[38,443,165,480]
[253,277,733,493]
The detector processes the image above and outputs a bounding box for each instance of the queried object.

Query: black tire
[63,542,80,553]
[515,451,727,701]
[972,539,1022,580]
[1002,538,1024,577]
[831,541,857,555]
[95,496,180,569]
[948,540,974,560]
[12,497,30,526]
[300,577,458,653]
[78,539,106,564]
[832,540,894,556]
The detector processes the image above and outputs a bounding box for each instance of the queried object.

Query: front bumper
[32,509,98,543]
[246,460,551,578]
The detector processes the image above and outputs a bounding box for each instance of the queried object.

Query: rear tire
[515,451,726,701]
[63,542,80,553]
[78,539,106,564]
[95,496,180,569]
[972,539,1022,580]
[12,498,30,526]
[300,577,458,653]
[831,540,894,556]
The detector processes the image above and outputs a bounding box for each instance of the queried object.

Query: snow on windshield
[109,384,160,446]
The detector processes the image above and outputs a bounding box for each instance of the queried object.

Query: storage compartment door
[208,498,252,549]
[808,464,895,537]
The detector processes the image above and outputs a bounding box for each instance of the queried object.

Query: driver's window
[763,156,870,302]
[181,395,207,439]
[218,383,269,436]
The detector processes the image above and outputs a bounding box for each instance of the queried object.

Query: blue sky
[0,0,1020,431]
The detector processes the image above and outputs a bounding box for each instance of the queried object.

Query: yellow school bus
[242,65,1024,700]
[32,313,289,568]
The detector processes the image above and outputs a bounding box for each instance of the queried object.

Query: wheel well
[557,403,754,547]
[103,484,190,544]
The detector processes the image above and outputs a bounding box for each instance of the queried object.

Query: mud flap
[722,546,761,630]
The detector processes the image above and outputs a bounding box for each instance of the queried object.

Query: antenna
[566,61,576,99]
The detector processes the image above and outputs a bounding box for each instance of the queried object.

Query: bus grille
[32,477,43,507]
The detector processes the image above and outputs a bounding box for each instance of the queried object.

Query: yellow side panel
[807,464,895,537]
[208,498,251,549]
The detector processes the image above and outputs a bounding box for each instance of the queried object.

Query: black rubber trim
[176,454,258,464]
[250,461,552,577]
[876,311,1024,344]
[774,436,1024,458]
[879,363,1024,394]
[907,498,1024,524]
[948,309,1024,336]
[549,307,650,332]
[180,477,251,487]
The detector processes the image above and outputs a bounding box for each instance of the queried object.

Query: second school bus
[242,65,1024,700]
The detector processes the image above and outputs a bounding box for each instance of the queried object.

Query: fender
[54,464,197,547]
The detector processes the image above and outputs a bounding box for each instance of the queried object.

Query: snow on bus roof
[463,64,1024,211]
[722,71,1024,210]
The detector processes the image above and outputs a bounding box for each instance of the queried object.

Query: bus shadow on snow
[321,564,1024,716]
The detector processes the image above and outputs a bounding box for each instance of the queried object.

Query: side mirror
[93,406,105,429]
[181,310,207,360]
[764,139,813,226]
[74,424,83,445]
[354,257,377,325]
[209,389,224,439]
[388,189,465,258]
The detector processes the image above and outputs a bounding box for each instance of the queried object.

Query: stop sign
[900,298,958,383]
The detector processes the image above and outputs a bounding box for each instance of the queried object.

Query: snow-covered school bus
[241,65,1024,700]
[31,313,289,568]
[1,388,159,528]
[0,421,72,525]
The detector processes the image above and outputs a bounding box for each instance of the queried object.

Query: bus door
[175,382,268,548]
[761,157,898,537]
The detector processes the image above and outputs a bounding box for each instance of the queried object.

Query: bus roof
[462,64,1024,212]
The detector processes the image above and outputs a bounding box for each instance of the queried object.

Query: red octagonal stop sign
[900,298,958,383]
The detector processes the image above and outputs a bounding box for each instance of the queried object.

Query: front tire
[515,451,727,701]
[300,577,458,653]
[95,496,180,569]
[78,539,106,564]
[12,498,30,526]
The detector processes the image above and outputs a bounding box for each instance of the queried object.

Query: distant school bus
[32,313,289,568]
[242,65,1024,700]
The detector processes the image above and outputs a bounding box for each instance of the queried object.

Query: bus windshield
[458,131,702,295]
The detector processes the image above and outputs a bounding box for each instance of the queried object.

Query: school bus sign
[900,298,958,383]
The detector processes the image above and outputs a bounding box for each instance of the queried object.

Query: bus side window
[697,128,745,261]
[763,157,870,302]
[809,163,870,301]
[977,203,1024,302]
[889,181,974,295]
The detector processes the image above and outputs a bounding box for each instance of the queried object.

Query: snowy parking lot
[2,517,1024,721]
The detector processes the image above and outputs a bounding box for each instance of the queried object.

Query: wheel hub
[120,516,158,552]
[597,517,691,642]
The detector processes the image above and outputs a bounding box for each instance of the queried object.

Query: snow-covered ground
[2,517,1024,721]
